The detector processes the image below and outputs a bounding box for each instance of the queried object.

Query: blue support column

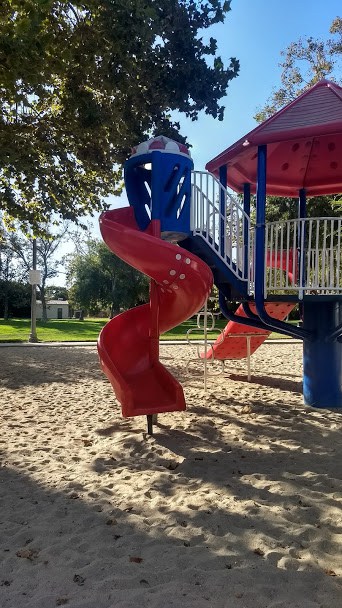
[298,188,307,291]
[298,188,307,219]
[243,183,251,281]
[254,145,311,340]
[303,301,342,408]
[254,145,267,303]
[219,165,227,258]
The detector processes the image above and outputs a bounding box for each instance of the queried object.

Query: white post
[28,239,39,343]
[247,335,251,382]
[203,299,208,392]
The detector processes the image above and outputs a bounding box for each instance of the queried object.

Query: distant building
[36,300,70,320]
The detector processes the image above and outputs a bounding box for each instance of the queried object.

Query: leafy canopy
[255,17,341,123]
[0,0,239,232]
[254,17,342,221]
[67,239,149,315]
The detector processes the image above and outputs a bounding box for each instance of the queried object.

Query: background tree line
[0,216,149,319]
[256,16,342,222]
[67,238,149,317]
[1,10,341,320]
[0,219,70,319]
[0,0,239,320]
[0,0,238,234]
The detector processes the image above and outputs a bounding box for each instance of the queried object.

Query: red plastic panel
[206,81,342,196]
[205,302,295,361]
[97,208,213,417]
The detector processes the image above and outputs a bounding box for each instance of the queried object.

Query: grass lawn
[0,318,107,343]
[0,317,295,343]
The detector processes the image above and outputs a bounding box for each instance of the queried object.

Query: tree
[0,280,31,318]
[4,223,71,321]
[0,0,239,232]
[255,17,341,123]
[67,239,149,316]
[0,229,22,318]
[45,285,69,300]
[254,17,342,224]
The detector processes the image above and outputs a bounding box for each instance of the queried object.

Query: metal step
[181,235,248,299]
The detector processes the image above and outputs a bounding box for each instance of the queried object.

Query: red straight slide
[98,207,213,417]
[204,301,296,360]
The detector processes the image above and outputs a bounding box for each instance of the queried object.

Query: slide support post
[298,188,307,297]
[243,183,251,283]
[219,165,227,258]
[303,300,342,408]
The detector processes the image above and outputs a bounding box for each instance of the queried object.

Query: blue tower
[205,80,342,409]
[124,135,193,241]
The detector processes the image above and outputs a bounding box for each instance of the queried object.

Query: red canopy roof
[206,80,342,197]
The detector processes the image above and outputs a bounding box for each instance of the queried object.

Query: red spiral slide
[204,249,297,360]
[97,207,213,417]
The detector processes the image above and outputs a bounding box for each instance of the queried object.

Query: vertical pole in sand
[28,239,38,343]
[203,299,208,392]
[147,219,161,435]
[247,336,251,382]
[147,414,153,436]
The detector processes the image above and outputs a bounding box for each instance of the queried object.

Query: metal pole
[203,299,208,392]
[298,188,307,298]
[247,336,251,382]
[28,238,38,343]
[219,165,227,258]
[147,414,153,436]
[243,183,251,281]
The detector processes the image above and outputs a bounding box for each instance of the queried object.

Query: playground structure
[98,79,342,425]
[185,307,270,386]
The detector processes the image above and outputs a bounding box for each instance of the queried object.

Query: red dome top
[131,135,191,158]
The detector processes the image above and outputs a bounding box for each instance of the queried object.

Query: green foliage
[0,316,292,342]
[0,280,31,317]
[45,285,69,300]
[0,1,239,232]
[253,17,342,222]
[264,195,342,223]
[67,239,149,315]
[0,223,24,317]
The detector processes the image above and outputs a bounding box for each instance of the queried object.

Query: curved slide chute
[98,207,213,417]
[204,250,297,361]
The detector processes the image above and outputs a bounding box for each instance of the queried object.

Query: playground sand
[1,343,341,608]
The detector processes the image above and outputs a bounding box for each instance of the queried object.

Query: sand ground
[0,342,341,608]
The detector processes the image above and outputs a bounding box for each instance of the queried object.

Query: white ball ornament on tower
[131,135,191,158]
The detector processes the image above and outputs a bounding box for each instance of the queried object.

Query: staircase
[179,172,342,300]
[181,171,251,298]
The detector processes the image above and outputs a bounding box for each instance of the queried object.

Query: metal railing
[264,218,342,296]
[249,228,255,295]
[190,174,342,298]
[191,171,251,284]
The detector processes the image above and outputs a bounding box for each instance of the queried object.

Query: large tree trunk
[3,281,10,320]
[110,275,118,318]
[110,304,120,318]
[3,294,9,320]
[40,284,48,322]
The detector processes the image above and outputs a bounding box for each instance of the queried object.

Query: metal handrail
[191,171,250,283]
[264,217,342,296]
[190,174,342,297]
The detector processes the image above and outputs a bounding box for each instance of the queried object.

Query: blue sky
[183,0,341,171]
[59,0,341,284]
[111,0,341,208]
